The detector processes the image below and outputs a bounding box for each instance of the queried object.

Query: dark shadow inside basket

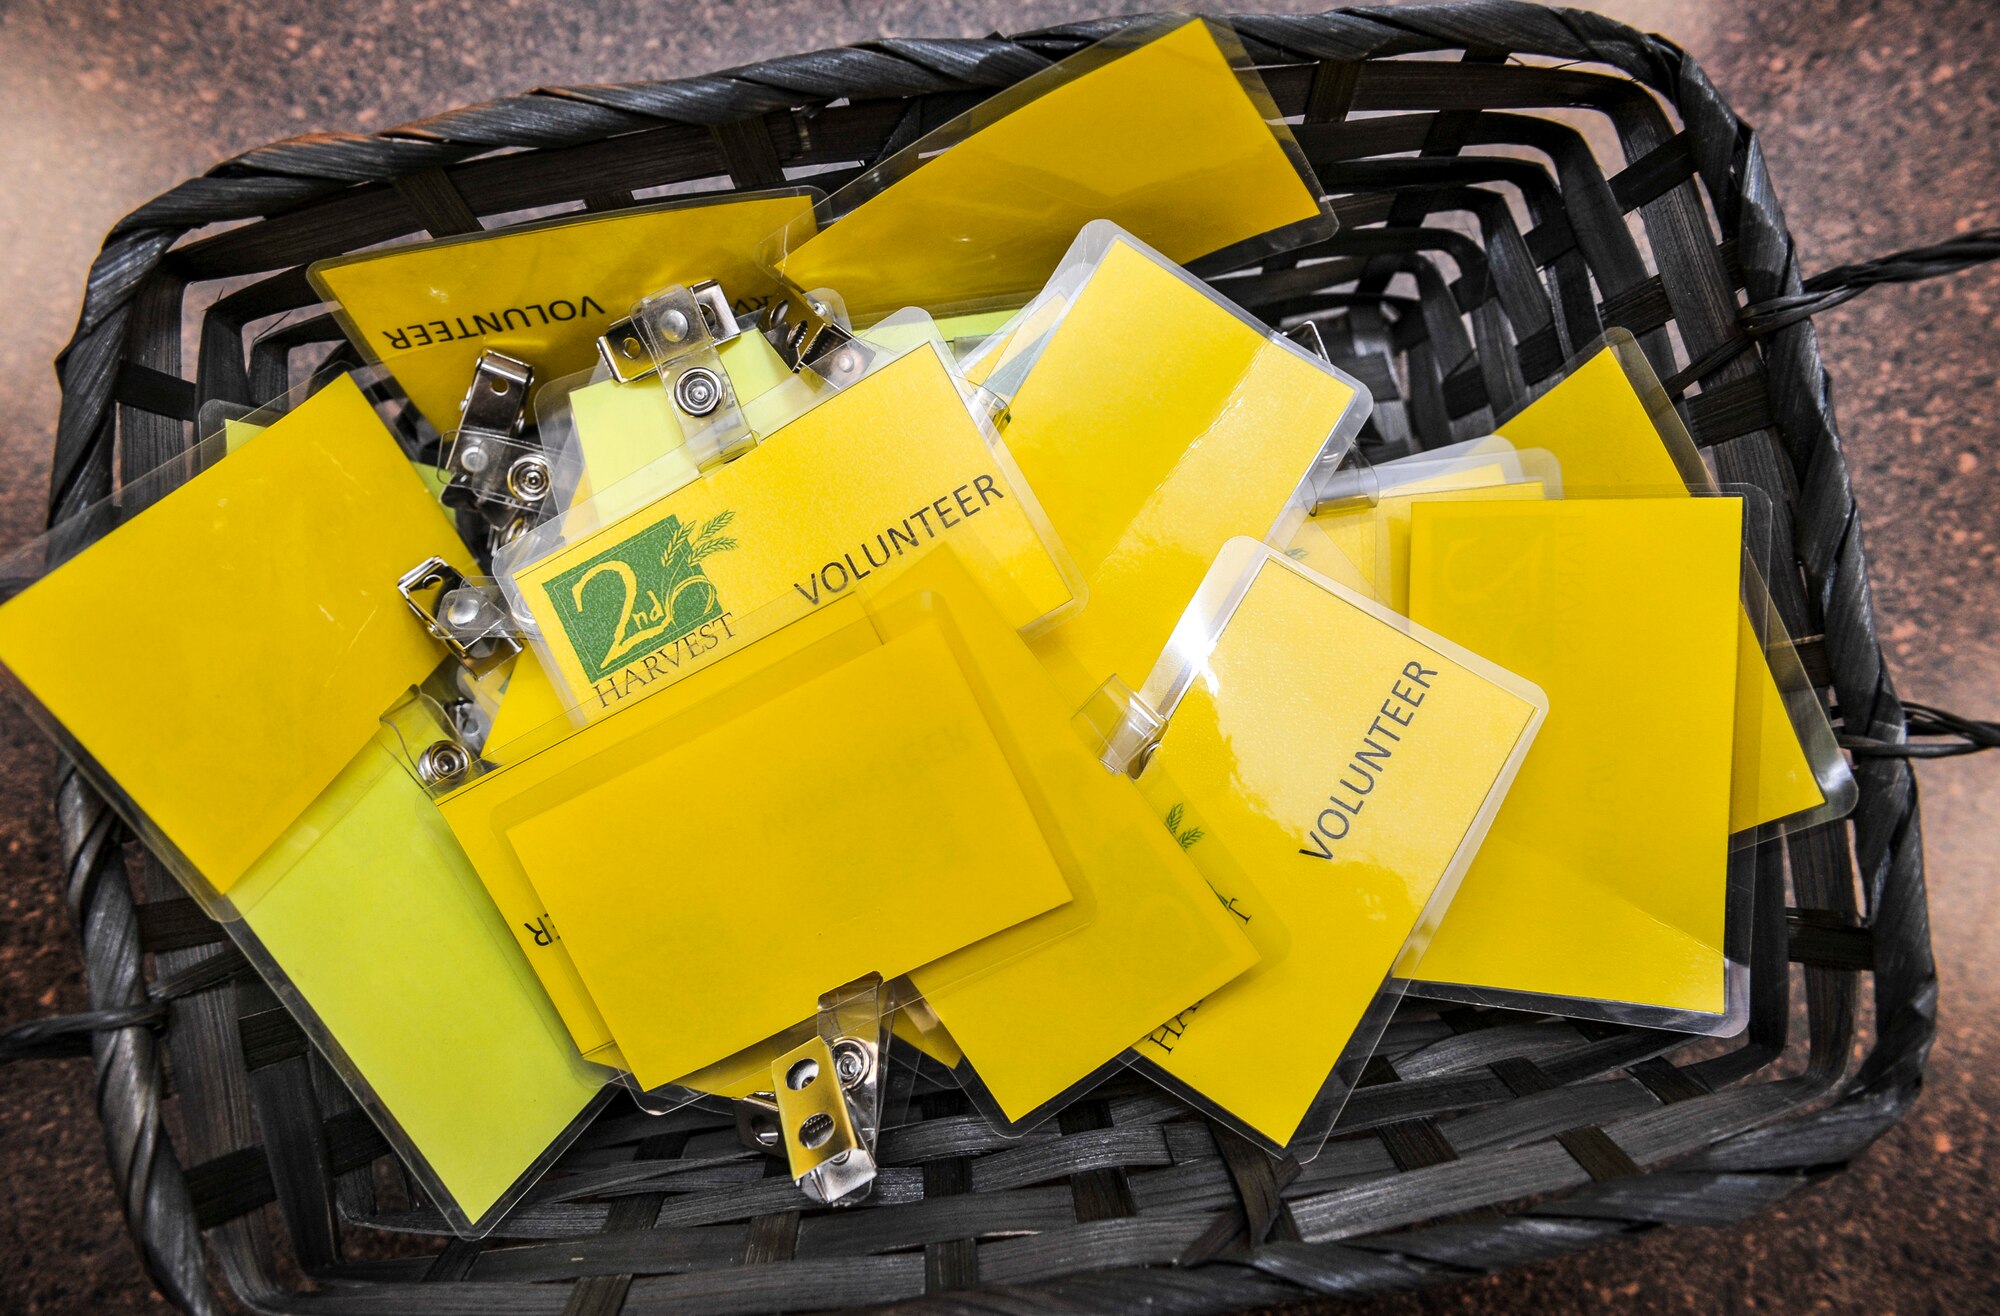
[43,6,1929,1313]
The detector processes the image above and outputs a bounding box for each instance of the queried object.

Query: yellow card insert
[513,344,1075,714]
[1128,544,1542,1150]
[0,376,471,895]
[502,603,1073,1091]
[994,229,1364,703]
[774,18,1329,320]
[1494,339,1833,831]
[310,190,815,434]
[1406,498,1743,1019]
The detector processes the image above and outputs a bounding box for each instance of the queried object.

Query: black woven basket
[19,4,1977,1312]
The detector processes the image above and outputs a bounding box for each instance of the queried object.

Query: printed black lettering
[385,329,412,350]
[409,323,433,346]
[861,535,891,569]
[911,506,936,538]
[529,303,550,325]
[973,473,1004,504]
[1302,656,1438,848]
[887,521,921,552]
[453,316,473,338]
[934,496,960,529]
[428,319,453,342]
[794,577,822,605]
[641,653,667,681]
[844,551,869,582]
[594,677,619,708]
[502,308,531,331]
[953,485,978,519]
[474,313,503,335]
[549,299,578,321]
[822,561,851,593]
[581,294,606,316]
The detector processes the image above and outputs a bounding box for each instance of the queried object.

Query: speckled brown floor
[0,1,1995,1312]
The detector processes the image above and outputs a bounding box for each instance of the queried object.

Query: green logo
[1164,803,1204,851]
[544,511,737,683]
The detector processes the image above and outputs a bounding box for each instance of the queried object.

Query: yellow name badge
[1405,498,1744,1022]
[443,601,890,1063]
[1123,541,1544,1152]
[0,375,471,899]
[771,17,1332,321]
[232,708,603,1236]
[1493,334,1841,832]
[511,344,1076,714]
[986,225,1367,704]
[873,551,1259,1127]
[495,592,1076,1093]
[309,190,816,435]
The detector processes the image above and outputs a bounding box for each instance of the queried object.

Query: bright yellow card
[502,605,1073,1091]
[1495,341,1825,830]
[235,718,603,1234]
[310,190,815,434]
[0,376,471,897]
[996,233,1362,703]
[513,345,1075,714]
[773,18,1329,321]
[1406,498,1741,1015]
[438,599,879,1061]
[873,551,1260,1126]
[1128,547,1542,1150]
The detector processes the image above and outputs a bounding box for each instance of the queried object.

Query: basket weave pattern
[45,5,1931,1312]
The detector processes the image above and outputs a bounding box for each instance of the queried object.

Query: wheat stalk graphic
[1163,803,1203,851]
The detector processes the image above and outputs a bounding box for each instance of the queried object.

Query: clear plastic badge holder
[416,571,1097,1181]
[1397,485,1776,1037]
[489,309,1081,720]
[1500,328,1856,842]
[1085,538,1549,1160]
[4,368,617,1236]
[756,14,1338,328]
[0,366,446,921]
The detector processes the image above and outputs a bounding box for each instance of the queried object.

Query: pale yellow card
[0,376,471,895]
[996,235,1361,703]
[1406,499,1742,1015]
[1129,548,1541,1148]
[236,719,602,1231]
[514,345,1074,714]
[1495,342,1824,830]
[310,190,815,434]
[774,19,1328,320]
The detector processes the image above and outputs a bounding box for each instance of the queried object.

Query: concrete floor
[0,0,1994,1311]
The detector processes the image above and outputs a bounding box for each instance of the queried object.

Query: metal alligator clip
[398,555,523,676]
[442,352,553,552]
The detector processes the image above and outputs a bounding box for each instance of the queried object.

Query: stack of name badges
[0,9,1859,1241]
